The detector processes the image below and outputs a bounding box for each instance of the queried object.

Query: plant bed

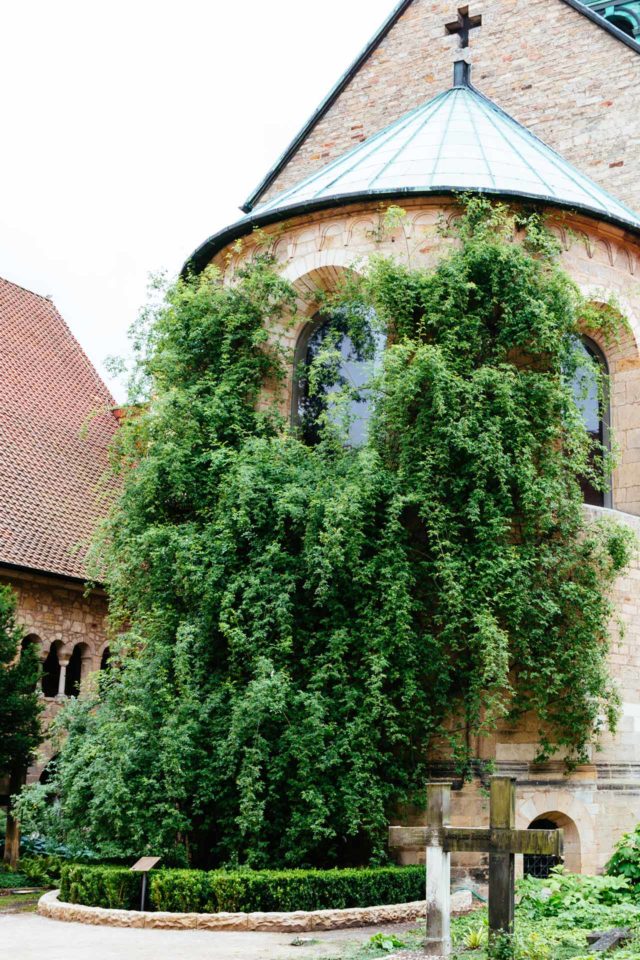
[60,864,426,914]
[39,887,474,932]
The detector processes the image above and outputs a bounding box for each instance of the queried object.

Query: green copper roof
[252,81,640,231]
[184,76,640,274]
[585,0,640,36]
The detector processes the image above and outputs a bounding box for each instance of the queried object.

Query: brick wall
[260,0,640,214]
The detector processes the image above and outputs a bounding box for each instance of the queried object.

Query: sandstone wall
[215,196,640,874]
[0,566,109,779]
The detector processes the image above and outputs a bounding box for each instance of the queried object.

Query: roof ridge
[242,0,640,214]
[0,274,59,306]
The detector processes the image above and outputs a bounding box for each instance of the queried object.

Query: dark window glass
[296,310,384,447]
[571,337,609,507]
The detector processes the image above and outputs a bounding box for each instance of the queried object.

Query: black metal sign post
[130,856,161,911]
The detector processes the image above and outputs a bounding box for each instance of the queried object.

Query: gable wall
[261,0,640,211]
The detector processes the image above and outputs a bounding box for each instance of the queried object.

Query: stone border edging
[38,888,472,932]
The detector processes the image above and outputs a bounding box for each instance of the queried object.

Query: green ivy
[18,199,634,869]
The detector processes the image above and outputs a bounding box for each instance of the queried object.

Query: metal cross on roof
[445,5,483,47]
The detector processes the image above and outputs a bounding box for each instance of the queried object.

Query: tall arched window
[571,336,611,508]
[294,309,384,446]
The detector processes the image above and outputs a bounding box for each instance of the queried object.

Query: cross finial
[445,5,483,48]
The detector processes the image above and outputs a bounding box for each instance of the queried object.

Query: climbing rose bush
[17,200,633,868]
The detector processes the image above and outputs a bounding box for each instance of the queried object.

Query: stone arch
[577,285,640,358]
[21,632,42,657]
[517,792,593,874]
[524,812,580,876]
[65,641,92,696]
[285,259,365,343]
[279,260,366,417]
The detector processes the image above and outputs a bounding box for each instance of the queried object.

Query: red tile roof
[0,277,119,581]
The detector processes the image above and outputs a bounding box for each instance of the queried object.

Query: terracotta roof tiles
[0,277,119,581]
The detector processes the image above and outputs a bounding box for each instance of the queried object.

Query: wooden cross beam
[389,777,563,958]
[444,6,483,49]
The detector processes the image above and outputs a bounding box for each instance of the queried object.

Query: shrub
[60,864,425,913]
[517,868,639,930]
[60,864,140,910]
[607,824,640,885]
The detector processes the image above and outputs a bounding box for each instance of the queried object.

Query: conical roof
[184,76,640,274]
[253,81,640,231]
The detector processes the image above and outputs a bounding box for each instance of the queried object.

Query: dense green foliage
[0,584,41,778]
[361,872,640,960]
[59,863,424,913]
[607,823,640,885]
[19,200,633,869]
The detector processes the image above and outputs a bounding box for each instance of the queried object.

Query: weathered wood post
[389,776,563,957]
[425,782,452,958]
[488,776,516,938]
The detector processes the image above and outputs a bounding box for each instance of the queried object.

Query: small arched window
[100,647,111,671]
[605,11,637,36]
[571,336,611,508]
[294,309,384,446]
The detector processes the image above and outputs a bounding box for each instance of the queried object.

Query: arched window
[571,336,611,508]
[605,11,637,36]
[41,642,61,698]
[100,647,111,671]
[294,309,384,446]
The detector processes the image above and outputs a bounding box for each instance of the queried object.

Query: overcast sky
[1,0,395,401]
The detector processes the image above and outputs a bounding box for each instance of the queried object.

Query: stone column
[57,657,70,698]
[425,782,452,958]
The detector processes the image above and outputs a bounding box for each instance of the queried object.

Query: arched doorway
[523,811,581,877]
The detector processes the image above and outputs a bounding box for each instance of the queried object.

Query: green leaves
[31,201,633,868]
[0,585,42,776]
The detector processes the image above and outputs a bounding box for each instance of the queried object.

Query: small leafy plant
[367,932,407,953]
[606,824,640,885]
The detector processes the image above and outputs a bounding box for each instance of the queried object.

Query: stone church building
[3,0,640,879]
[0,277,117,791]
[184,0,640,876]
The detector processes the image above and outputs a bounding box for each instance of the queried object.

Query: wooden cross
[389,777,563,958]
[444,6,483,48]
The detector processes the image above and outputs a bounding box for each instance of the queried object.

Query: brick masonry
[259,0,640,215]
[213,196,640,874]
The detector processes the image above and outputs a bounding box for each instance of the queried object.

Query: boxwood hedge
[59,864,425,913]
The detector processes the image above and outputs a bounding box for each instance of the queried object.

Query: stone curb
[38,888,473,932]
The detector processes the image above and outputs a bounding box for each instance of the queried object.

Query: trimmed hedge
[59,864,425,913]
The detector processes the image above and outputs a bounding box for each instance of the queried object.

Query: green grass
[0,892,41,914]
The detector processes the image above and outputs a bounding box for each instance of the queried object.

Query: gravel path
[0,912,424,960]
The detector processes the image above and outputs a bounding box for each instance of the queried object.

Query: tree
[17,201,632,869]
[0,583,42,866]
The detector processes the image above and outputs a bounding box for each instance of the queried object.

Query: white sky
[0,0,396,402]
